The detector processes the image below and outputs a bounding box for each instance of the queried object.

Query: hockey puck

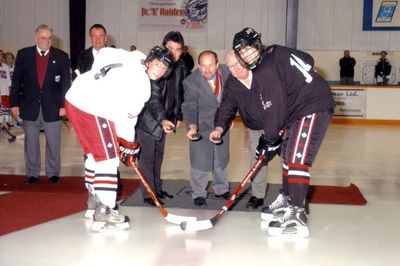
[191,133,202,141]
[180,221,187,231]
[211,136,222,143]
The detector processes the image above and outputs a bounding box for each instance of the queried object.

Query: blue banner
[363,0,400,30]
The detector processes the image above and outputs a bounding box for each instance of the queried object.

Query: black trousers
[137,131,166,198]
[280,110,333,206]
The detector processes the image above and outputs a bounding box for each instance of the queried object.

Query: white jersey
[66,48,151,141]
[0,63,11,96]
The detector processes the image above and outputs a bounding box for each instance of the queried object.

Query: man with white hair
[213,50,268,209]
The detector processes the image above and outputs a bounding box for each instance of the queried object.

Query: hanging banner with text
[331,88,367,118]
[138,0,207,32]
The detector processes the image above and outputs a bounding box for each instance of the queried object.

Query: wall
[298,0,400,52]
[332,86,400,120]
[0,0,70,53]
[2,0,400,85]
[85,0,287,61]
[83,0,400,83]
[298,0,400,85]
[366,88,400,119]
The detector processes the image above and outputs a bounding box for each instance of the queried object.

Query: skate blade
[268,225,309,238]
[84,209,95,219]
[92,221,130,232]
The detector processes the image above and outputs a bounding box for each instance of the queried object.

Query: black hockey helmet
[145,45,174,69]
[144,45,174,78]
[232,27,262,69]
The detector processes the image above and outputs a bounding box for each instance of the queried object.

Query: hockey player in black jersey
[216,27,334,237]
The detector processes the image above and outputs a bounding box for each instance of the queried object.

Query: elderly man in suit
[181,50,230,207]
[10,24,71,184]
[74,24,107,77]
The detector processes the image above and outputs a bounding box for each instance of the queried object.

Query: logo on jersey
[260,93,272,110]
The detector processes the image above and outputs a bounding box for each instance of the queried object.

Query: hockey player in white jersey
[65,46,173,232]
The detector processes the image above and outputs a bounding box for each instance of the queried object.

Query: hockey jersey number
[289,54,313,83]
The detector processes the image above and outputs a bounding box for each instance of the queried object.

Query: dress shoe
[156,190,174,199]
[24,176,39,184]
[48,176,62,184]
[246,196,264,209]
[194,197,207,207]
[144,198,164,206]
[215,191,231,200]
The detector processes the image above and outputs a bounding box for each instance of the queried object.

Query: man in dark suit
[10,24,71,184]
[181,50,230,207]
[74,24,107,77]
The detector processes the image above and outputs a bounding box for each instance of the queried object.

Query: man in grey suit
[10,24,71,184]
[182,50,230,207]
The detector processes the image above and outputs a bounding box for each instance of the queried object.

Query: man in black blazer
[10,24,71,184]
[74,24,107,78]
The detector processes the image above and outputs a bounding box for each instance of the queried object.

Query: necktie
[40,51,46,57]
[209,79,216,93]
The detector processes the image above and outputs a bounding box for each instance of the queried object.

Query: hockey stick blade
[181,219,213,231]
[180,156,265,232]
[165,213,197,224]
[130,161,197,225]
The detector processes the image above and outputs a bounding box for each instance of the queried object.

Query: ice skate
[267,206,309,238]
[92,203,130,232]
[260,192,289,221]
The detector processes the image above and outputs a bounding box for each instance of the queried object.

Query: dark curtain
[69,0,86,71]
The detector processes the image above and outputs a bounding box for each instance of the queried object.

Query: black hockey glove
[255,134,282,163]
[118,137,140,167]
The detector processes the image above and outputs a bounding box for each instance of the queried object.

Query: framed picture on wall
[363,0,400,30]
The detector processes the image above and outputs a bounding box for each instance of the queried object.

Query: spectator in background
[5,52,15,79]
[10,24,71,184]
[375,51,391,86]
[130,45,137,51]
[181,45,194,75]
[339,50,356,85]
[74,24,107,78]
[0,49,11,108]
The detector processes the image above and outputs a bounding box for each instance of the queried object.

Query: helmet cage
[145,46,174,78]
[232,28,262,69]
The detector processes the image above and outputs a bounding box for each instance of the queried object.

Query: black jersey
[214,74,265,131]
[253,45,334,140]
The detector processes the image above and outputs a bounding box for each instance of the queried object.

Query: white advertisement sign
[138,0,207,32]
[331,88,367,118]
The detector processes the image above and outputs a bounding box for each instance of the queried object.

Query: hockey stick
[180,155,265,231]
[130,159,197,225]
[1,125,16,142]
